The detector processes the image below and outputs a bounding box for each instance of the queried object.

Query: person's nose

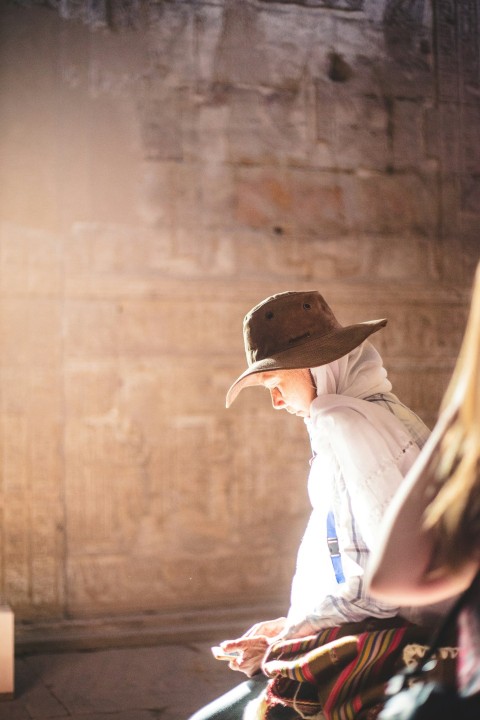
[270,387,285,409]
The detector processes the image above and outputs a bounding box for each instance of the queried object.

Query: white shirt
[284,343,431,638]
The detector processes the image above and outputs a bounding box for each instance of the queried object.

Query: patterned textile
[259,618,455,720]
[458,573,480,696]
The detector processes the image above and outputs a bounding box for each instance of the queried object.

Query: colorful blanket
[259,617,456,720]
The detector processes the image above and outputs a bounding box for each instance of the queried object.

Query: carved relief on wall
[258,0,363,8]
[434,1,480,216]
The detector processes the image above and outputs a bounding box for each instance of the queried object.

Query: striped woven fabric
[261,618,455,720]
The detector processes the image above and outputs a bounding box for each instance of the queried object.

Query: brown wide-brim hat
[226,290,387,408]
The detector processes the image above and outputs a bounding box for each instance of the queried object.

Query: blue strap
[327,510,345,584]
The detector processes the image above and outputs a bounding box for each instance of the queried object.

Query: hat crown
[244,290,341,367]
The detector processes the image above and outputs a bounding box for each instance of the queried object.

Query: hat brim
[226,318,387,407]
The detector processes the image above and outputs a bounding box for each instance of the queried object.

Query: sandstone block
[0,224,62,297]
[234,167,293,230]
[393,100,425,169]
[349,172,437,236]
[235,167,347,237]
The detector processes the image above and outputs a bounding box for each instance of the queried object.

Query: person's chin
[285,407,307,417]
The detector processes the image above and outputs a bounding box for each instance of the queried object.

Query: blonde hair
[423,263,480,569]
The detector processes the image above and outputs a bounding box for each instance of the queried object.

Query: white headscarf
[311,341,392,400]
[306,340,426,498]
[310,340,430,453]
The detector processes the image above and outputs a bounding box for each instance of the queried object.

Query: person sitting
[188,289,441,720]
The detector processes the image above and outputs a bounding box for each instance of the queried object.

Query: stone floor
[0,640,244,720]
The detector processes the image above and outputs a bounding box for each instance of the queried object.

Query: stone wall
[0,0,478,646]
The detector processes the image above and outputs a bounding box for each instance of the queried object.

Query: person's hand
[219,618,287,677]
[220,635,269,677]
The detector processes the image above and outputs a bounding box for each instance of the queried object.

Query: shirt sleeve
[285,575,401,638]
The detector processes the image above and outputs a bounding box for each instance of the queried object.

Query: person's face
[258,369,316,417]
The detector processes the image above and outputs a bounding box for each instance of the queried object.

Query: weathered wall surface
[0,0,479,641]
